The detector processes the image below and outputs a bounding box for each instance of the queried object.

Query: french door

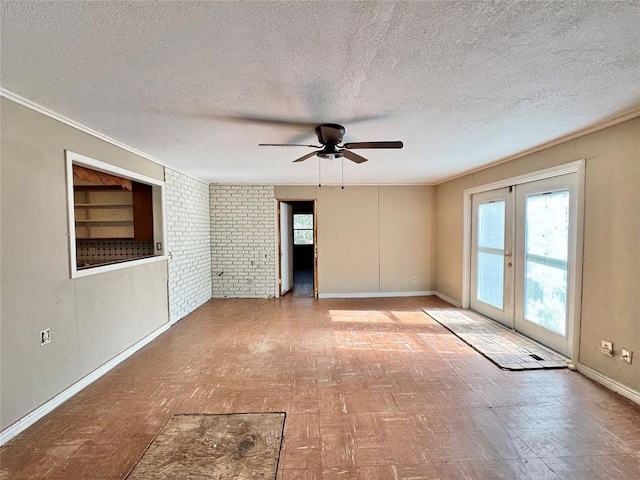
[470,188,514,327]
[470,174,578,357]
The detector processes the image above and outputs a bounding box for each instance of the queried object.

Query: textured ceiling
[1,1,639,184]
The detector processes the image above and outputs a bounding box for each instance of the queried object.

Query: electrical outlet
[412,275,418,283]
[40,328,51,345]
[601,340,613,357]
[622,349,633,364]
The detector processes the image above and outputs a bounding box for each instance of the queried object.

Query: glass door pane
[523,190,569,335]
[477,201,506,309]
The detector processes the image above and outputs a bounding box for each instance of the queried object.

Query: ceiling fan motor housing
[317,144,343,159]
[316,124,345,146]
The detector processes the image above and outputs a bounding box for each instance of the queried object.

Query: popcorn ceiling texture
[165,169,212,323]
[2,1,639,184]
[210,186,275,298]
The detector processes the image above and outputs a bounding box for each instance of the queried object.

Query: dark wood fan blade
[342,150,368,164]
[259,143,320,147]
[343,141,403,149]
[292,151,319,163]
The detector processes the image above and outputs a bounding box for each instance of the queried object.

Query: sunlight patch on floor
[333,330,427,353]
[389,310,436,325]
[329,309,394,324]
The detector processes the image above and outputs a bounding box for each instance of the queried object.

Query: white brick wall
[165,169,212,322]
[210,185,275,298]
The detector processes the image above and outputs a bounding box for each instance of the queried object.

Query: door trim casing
[462,160,585,360]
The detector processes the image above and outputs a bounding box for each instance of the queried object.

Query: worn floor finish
[2,296,639,479]
[126,413,284,479]
[424,309,568,370]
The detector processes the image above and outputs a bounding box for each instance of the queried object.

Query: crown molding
[0,88,208,185]
[435,108,640,185]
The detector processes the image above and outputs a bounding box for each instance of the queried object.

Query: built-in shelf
[73,179,152,241]
[74,203,133,208]
[74,183,135,239]
[75,220,134,226]
[67,152,163,277]
[73,185,130,191]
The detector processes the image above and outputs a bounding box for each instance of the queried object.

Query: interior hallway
[292,269,314,298]
[1,296,639,479]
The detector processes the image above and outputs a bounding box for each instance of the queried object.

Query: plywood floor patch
[126,413,285,479]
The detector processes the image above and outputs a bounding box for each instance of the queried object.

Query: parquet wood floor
[2,296,639,479]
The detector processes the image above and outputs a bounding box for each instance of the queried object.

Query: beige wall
[436,117,640,391]
[1,98,169,430]
[275,185,436,295]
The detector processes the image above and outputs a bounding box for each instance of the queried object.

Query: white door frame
[462,160,585,359]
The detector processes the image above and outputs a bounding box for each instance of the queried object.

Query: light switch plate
[601,340,613,357]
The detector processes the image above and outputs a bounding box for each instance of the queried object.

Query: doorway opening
[277,200,317,298]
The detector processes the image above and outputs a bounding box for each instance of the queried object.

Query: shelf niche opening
[66,151,165,276]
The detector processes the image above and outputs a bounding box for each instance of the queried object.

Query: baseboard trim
[576,363,640,405]
[0,322,171,446]
[318,291,434,299]
[211,295,274,299]
[434,291,462,308]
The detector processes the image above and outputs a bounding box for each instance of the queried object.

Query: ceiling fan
[259,123,403,164]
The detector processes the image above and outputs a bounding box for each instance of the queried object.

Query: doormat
[126,413,285,479]
[423,309,568,371]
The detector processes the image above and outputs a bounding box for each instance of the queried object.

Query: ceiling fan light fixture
[259,123,403,164]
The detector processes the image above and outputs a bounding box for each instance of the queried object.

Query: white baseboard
[576,363,640,405]
[211,295,273,299]
[0,322,171,446]
[434,291,462,307]
[318,291,434,299]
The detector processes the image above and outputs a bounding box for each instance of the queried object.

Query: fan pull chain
[318,157,321,187]
[341,157,344,189]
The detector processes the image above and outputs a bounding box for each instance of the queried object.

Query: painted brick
[165,169,212,323]
[210,185,275,298]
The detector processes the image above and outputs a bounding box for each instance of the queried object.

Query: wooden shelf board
[75,204,133,208]
[74,185,130,191]
[75,220,133,225]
